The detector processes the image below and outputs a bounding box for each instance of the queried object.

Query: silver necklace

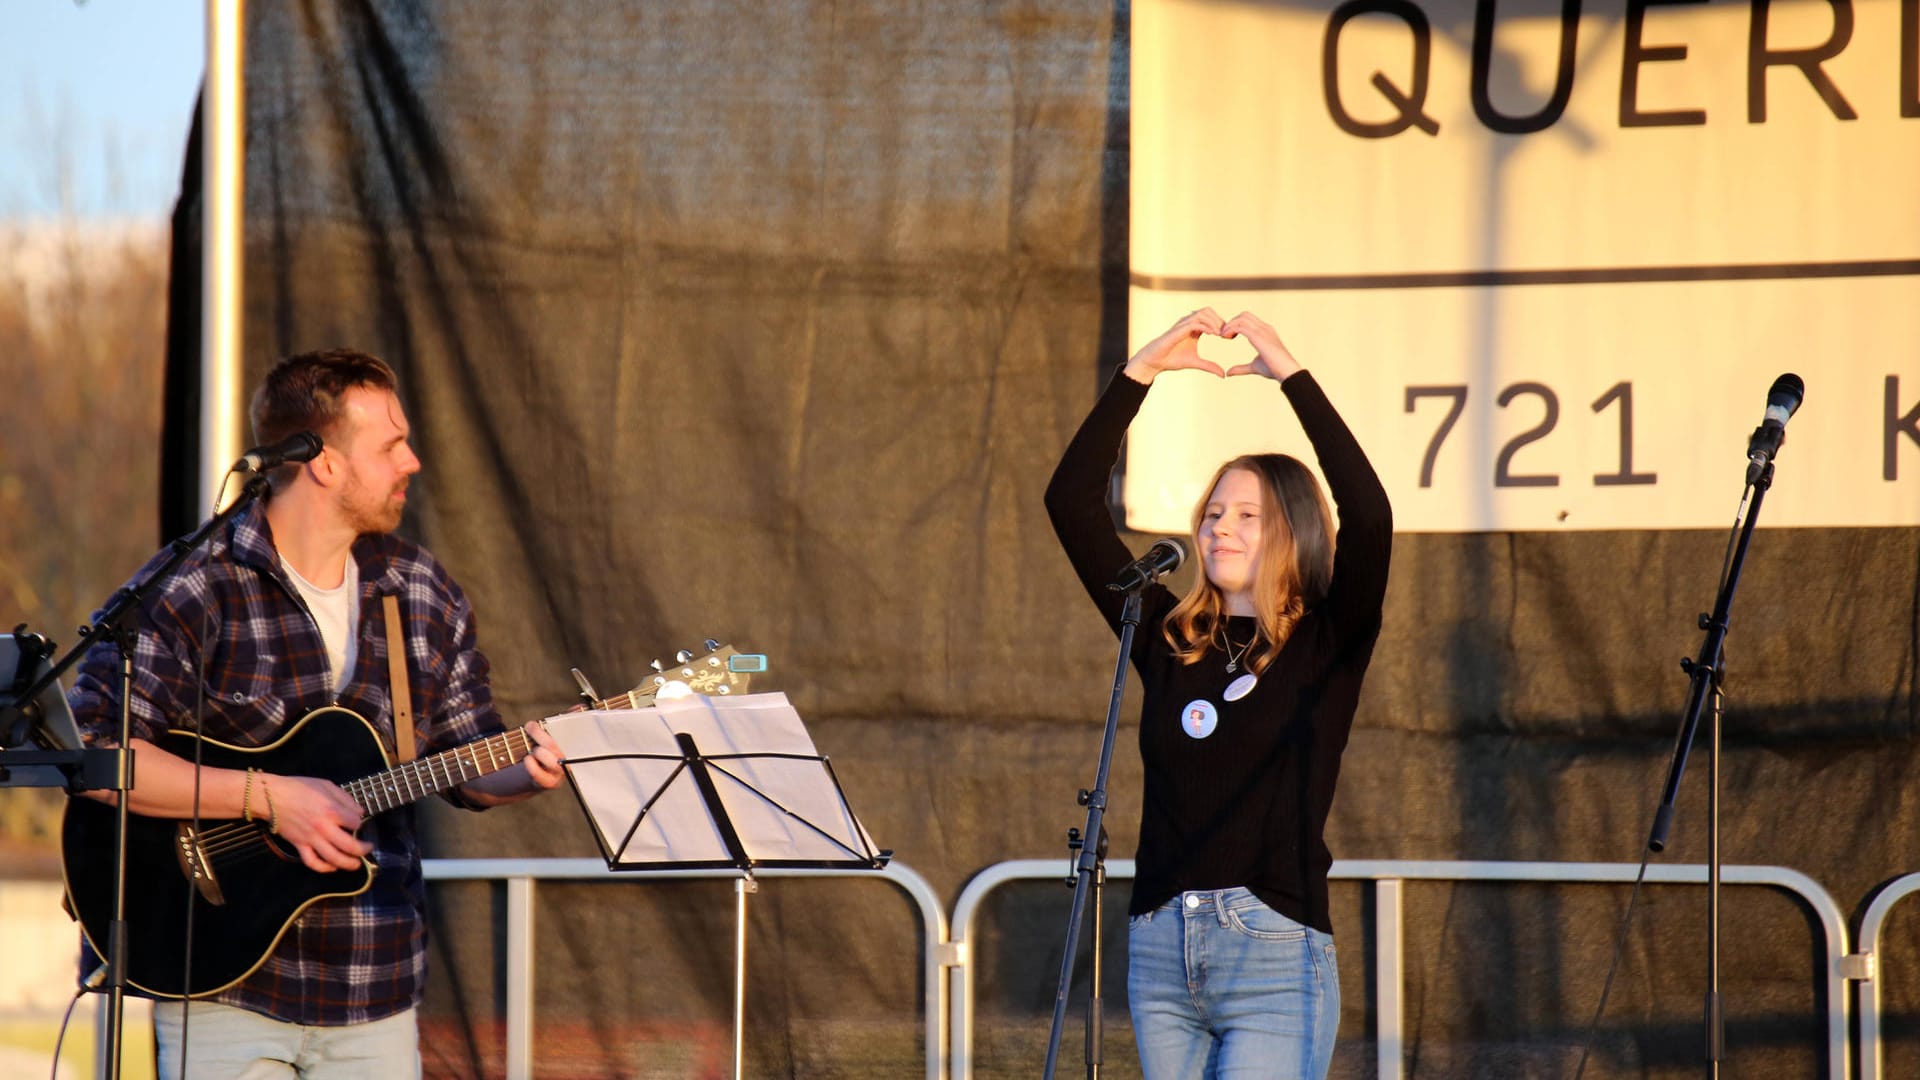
[1223,633,1255,674]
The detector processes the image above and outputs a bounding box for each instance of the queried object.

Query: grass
[0,1013,155,1080]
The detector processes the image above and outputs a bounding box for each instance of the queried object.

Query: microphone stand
[1645,458,1773,1076]
[11,471,271,1080]
[1043,576,1154,1080]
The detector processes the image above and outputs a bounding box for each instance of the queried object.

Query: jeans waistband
[1159,886,1263,916]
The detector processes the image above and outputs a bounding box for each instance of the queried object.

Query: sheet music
[544,692,878,868]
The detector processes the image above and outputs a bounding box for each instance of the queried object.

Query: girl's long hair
[1162,454,1335,673]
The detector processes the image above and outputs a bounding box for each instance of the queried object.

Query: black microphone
[232,431,324,473]
[1107,538,1187,592]
[1744,374,1804,484]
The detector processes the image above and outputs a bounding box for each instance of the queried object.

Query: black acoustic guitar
[62,644,760,999]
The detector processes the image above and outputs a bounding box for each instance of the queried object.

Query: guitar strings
[185,730,532,862]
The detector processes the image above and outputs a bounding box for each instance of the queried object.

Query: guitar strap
[382,594,416,763]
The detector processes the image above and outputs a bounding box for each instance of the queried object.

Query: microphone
[232,431,324,474]
[1107,538,1187,592]
[1744,374,1804,484]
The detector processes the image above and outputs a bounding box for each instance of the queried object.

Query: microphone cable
[1571,677,1725,1078]
[173,469,241,1077]
[48,978,89,1080]
[1570,836,1655,1078]
[1576,473,1747,1077]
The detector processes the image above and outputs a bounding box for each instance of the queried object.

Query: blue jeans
[1127,887,1339,1079]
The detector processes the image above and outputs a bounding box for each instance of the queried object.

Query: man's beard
[340,478,405,535]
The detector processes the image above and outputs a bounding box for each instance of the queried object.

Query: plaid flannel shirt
[68,501,502,1026]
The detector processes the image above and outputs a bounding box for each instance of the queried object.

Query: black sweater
[1044,369,1392,932]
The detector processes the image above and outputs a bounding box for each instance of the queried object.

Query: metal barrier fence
[1853,871,1920,1080]
[945,859,1853,1080]
[419,858,951,1080]
[207,856,1880,1079]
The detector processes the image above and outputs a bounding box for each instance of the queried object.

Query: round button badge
[1181,699,1219,739]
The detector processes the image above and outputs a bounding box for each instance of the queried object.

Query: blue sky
[2,0,203,220]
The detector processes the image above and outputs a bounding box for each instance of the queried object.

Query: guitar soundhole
[261,832,298,864]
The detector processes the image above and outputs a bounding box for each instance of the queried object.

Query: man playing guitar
[67,348,565,1078]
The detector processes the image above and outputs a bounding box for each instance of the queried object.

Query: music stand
[543,691,889,1079]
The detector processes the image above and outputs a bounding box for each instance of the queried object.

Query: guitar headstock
[590,641,768,710]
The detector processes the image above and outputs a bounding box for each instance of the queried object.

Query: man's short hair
[250,348,399,448]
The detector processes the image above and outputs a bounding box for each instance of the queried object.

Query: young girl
[1044,309,1392,1078]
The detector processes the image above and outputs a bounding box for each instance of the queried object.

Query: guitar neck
[343,727,532,815]
[590,688,652,711]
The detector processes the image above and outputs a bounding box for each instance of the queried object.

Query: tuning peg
[703,638,720,652]
[650,658,665,673]
[675,649,693,664]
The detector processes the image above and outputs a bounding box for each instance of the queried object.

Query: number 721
[1403,382,1657,489]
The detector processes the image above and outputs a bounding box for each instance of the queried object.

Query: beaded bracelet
[241,767,256,822]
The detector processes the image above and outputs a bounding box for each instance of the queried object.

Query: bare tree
[0,218,168,861]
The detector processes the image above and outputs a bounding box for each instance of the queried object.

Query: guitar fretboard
[591,688,650,711]
[343,728,533,815]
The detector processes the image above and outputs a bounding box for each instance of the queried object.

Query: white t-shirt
[283,554,360,695]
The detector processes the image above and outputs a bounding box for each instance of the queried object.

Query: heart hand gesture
[1123,309,1303,385]
[1122,308,1229,383]
[1220,311,1302,381]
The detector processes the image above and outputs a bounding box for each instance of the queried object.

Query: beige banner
[1125,0,1920,532]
